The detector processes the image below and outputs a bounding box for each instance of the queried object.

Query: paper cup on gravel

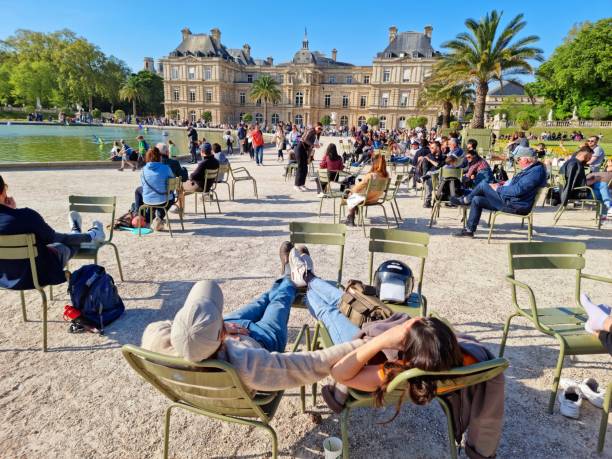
[323,437,342,459]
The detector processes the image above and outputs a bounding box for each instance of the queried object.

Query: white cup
[323,436,342,459]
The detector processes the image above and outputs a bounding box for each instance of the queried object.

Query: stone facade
[156,26,440,129]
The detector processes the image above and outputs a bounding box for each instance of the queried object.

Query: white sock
[581,293,610,331]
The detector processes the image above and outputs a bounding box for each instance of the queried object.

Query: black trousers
[295,160,308,186]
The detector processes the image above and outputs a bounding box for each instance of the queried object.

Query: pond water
[0,124,226,162]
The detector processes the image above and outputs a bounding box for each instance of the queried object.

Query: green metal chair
[367,228,429,317]
[139,178,185,237]
[0,234,49,351]
[315,321,509,459]
[486,187,547,243]
[553,175,603,229]
[69,195,124,280]
[214,163,232,200]
[382,174,404,226]
[193,170,221,218]
[598,383,611,453]
[339,177,391,236]
[122,333,307,459]
[284,162,297,182]
[428,168,466,228]
[317,170,345,222]
[229,164,258,200]
[499,242,611,413]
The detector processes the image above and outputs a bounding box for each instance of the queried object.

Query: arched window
[398,116,406,129]
[295,92,303,107]
[190,111,197,123]
[271,113,280,125]
[255,113,264,124]
[357,116,366,126]
[379,116,387,129]
[295,114,303,126]
[340,115,348,127]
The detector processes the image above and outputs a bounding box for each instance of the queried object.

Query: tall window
[255,113,263,124]
[204,66,212,80]
[381,92,389,107]
[247,74,253,83]
[357,116,366,126]
[346,75,353,84]
[328,75,336,84]
[360,95,367,107]
[340,115,348,127]
[342,95,349,108]
[324,94,331,107]
[398,116,406,128]
[190,111,196,123]
[189,88,196,102]
[188,67,196,80]
[205,90,212,103]
[239,92,246,105]
[271,113,280,125]
[363,75,370,84]
[171,67,179,80]
[383,69,391,82]
[295,114,303,126]
[402,68,411,82]
[173,87,180,101]
[379,116,386,129]
[400,92,408,107]
[295,92,303,107]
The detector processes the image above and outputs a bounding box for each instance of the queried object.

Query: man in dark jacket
[186,142,219,192]
[559,145,592,205]
[453,147,547,237]
[294,128,317,191]
[187,126,198,163]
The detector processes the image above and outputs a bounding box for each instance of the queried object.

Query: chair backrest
[440,167,463,180]
[203,169,219,191]
[122,345,274,421]
[289,222,346,285]
[317,169,331,191]
[385,174,404,201]
[368,228,429,295]
[69,195,116,241]
[0,233,41,289]
[217,164,230,183]
[530,187,547,212]
[364,176,390,195]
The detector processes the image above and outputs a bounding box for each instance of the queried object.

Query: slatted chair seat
[553,175,603,228]
[229,165,258,199]
[339,177,391,235]
[487,187,547,243]
[429,168,466,228]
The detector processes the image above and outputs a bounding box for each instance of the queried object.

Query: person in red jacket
[251,126,265,165]
[315,144,344,194]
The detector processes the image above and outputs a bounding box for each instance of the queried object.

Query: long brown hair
[145,147,161,163]
[374,317,463,422]
[370,154,389,178]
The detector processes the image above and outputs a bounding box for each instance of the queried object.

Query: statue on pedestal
[330,112,337,126]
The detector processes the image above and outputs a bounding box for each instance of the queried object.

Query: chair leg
[381,204,390,228]
[498,313,518,357]
[340,408,351,459]
[260,424,278,459]
[202,194,207,219]
[49,284,54,301]
[437,398,458,459]
[253,180,258,199]
[166,214,173,238]
[428,203,438,228]
[389,201,399,226]
[231,183,235,201]
[39,288,48,352]
[20,290,27,321]
[109,243,125,281]
[318,197,324,218]
[394,198,402,221]
[548,342,567,414]
[597,385,611,453]
[553,206,565,225]
[487,213,498,244]
[163,405,174,459]
[214,193,221,214]
[527,215,533,241]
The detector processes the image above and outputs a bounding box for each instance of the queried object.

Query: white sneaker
[288,248,308,287]
[558,385,583,419]
[299,186,308,192]
[69,211,82,233]
[317,192,325,198]
[579,378,605,408]
[152,217,165,232]
[169,205,181,214]
[293,186,301,191]
[87,221,105,243]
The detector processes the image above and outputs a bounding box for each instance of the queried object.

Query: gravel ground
[0,146,610,458]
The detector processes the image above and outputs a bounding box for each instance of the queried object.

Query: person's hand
[224,322,249,336]
[4,196,16,209]
[377,318,420,350]
[490,182,500,190]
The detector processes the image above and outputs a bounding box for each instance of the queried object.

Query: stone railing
[504,120,612,129]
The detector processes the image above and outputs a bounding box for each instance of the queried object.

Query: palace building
[152,26,440,129]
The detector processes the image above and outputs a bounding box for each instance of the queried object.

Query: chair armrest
[232,167,253,178]
[504,275,541,326]
[581,273,612,284]
[572,186,597,200]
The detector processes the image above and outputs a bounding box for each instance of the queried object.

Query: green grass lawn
[499,126,611,138]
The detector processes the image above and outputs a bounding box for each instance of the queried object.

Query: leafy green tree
[449,121,461,131]
[366,116,379,127]
[119,76,142,118]
[114,109,126,121]
[515,111,536,130]
[132,70,164,115]
[531,19,612,120]
[420,71,474,128]
[167,109,179,120]
[407,116,428,129]
[320,115,331,126]
[439,10,543,128]
[91,108,101,119]
[98,56,129,113]
[242,113,253,123]
[590,106,608,120]
[249,75,281,127]
[9,60,56,107]
[202,111,212,123]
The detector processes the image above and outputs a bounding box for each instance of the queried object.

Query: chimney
[242,43,251,58]
[331,48,337,61]
[267,56,273,65]
[424,25,433,38]
[389,26,398,43]
[181,27,192,41]
[210,28,221,43]
[143,57,154,72]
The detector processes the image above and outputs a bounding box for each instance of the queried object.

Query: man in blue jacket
[452,147,547,238]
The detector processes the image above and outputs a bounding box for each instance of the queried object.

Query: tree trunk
[471,81,488,128]
[132,99,137,120]
[263,100,268,130]
[442,101,452,128]
[110,103,114,114]
[89,95,93,113]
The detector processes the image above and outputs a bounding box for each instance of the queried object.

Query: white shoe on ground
[170,206,181,214]
[152,217,165,232]
[288,248,309,287]
[299,186,308,191]
[558,385,583,419]
[87,221,105,243]
[316,192,325,198]
[579,378,605,408]
[293,186,301,191]
[69,211,82,233]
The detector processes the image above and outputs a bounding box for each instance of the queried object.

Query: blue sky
[0,0,610,76]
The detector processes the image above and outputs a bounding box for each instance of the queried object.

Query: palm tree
[420,73,474,128]
[119,77,142,118]
[249,75,281,128]
[439,10,543,128]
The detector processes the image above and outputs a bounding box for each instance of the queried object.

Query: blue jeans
[255,145,264,164]
[305,278,359,344]
[464,180,506,232]
[223,277,296,353]
[592,181,612,211]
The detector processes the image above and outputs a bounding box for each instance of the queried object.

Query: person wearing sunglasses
[586,136,605,172]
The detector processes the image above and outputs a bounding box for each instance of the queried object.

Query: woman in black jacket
[294,129,317,191]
